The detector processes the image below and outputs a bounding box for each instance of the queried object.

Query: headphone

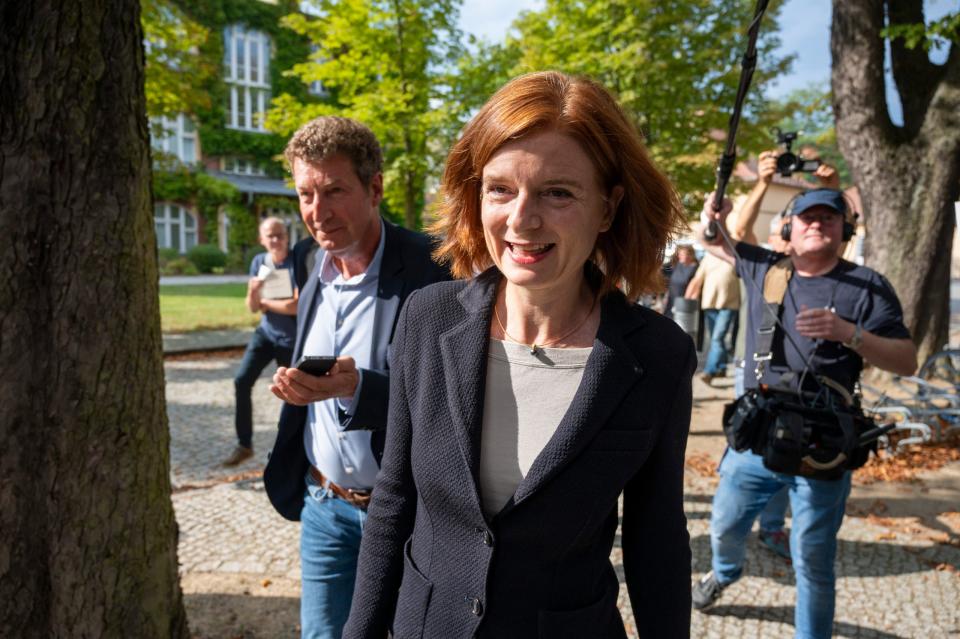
[779,189,856,243]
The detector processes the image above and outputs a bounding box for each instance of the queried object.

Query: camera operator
[729,152,848,559]
[692,188,916,639]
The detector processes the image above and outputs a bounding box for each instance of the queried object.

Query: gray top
[478,339,591,517]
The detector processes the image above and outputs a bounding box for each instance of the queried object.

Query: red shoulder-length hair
[430,71,686,300]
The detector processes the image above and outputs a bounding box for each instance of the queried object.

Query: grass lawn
[159,283,259,333]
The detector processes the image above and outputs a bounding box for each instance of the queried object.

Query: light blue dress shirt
[302,221,385,490]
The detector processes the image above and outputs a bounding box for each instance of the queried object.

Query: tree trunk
[832,0,960,364]
[0,1,188,637]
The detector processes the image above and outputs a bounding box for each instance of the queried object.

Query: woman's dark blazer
[343,268,696,639]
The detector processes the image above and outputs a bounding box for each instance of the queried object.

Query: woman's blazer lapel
[439,270,498,511]
[439,270,647,519]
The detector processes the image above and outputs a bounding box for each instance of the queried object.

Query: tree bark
[832,0,960,363]
[0,1,188,637]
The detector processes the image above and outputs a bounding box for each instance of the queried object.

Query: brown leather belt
[309,466,372,509]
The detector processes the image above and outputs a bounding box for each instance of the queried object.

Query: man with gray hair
[224,216,297,467]
[263,116,448,638]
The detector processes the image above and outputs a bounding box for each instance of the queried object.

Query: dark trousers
[234,327,293,449]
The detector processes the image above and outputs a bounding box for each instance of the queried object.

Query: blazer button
[482,531,494,547]
[468,597,483,616]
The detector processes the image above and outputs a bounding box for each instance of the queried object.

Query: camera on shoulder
[772,127,821,177]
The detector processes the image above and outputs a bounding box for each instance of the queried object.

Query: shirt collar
[318,218,386,285]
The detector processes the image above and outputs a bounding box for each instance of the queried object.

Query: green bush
[186,243,227,273]
[162,257,199,276]
[157,247,180,270]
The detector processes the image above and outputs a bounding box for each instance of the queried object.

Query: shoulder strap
[263,253,275,269]
[753,258,794,377]
[763,257,793,304]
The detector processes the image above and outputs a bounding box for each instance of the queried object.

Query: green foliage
[459,0,793,207]
[162,257,200,276]
[267,0,464,229]
[226,202,260,268]
[186,243,228,273]
[157,247,181,271]
[142,0,216,120]
[883,11,960,51]
[768,84,851,186]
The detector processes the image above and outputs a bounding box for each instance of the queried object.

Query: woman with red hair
[343,71,695,639]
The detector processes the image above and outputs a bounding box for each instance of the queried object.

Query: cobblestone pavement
[169,356,960,638]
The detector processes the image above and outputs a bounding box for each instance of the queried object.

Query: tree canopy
[459,0,794,205]
[266,0,464,228]
[141,0,215,126]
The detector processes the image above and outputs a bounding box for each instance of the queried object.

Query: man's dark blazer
[263,219,450,522]
[343,268,697,639]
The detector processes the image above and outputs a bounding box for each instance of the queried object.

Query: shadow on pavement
[690,532,960,577]
[185,592,299,639]
[699,605,906,639]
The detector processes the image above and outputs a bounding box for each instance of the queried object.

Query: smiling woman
[343,73,696,639]
[343,71,697,639]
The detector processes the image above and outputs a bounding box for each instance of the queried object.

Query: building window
[222,157,266,176]
[150,114,198,164]
[224,25,271,132]
[155,203,198,253]
[307,44,329,98]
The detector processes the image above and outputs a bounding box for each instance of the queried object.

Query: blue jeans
[234,327,292,448]
[710,449,851,639]
[703,308,736,375]
[759,487,789,532]
[300,474,367,639]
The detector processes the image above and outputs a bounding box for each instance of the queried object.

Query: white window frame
[224,25,271,132]
[150,114,198,164]
[221,156,266,176]
[307,44,329,98]
[154,203,198,254]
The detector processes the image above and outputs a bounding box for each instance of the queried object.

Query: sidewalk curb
[163,328,254,354]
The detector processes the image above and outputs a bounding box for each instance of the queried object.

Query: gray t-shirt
[478,339,591,518]
[736,242,909,393]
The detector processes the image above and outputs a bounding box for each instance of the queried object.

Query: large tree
[832,1,960,362]
[0,1,188,636]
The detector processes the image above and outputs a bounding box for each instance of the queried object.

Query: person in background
[684,252,740,385]
[265,116,449,638]
[730,151,842,559]
[223,217,298,467]
[694,188,916,639]
[664,244,699,318]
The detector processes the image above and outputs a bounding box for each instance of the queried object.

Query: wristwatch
[843,322,863,350]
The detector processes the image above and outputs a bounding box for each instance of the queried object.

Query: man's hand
[794,305,854,343]
[813,162,840,190]
[270,357,360,405]
[246,277,264,313]
[758,150,777,184]
[699,191,734,233]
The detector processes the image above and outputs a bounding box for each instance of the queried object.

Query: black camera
[773,128,821,177]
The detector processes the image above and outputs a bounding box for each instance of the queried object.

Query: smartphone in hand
[295,355,337,377]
